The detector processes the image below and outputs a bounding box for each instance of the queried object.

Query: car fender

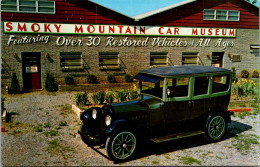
[105,119,134,135]
[206,107,231,126]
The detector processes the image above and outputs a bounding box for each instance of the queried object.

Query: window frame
[193,76,210,97]
[1,0,56,14]
[99,52,120,70]
[203,9,240,21]
[182,52,198,66]
[150,52,168,66]
[60,52,83,72]
[165,77,191,102]
[250,45,259,56]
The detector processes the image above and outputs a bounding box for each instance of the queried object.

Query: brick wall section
[1,29,259,90]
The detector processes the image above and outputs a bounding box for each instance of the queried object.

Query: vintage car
[79,65,232,162]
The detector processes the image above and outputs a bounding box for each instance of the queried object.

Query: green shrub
[45,72,58,92]
[107,74,116,83]
[232,79,259,99]
[240,69,250,78]
[252,69,259,78]
[231,67,238,82]
[124,73,133,82]
[64,74,74,84]
[10,72,20,94]
[127,88,138,101]
[75,92,89,107]
[92,91,105,104]
[115,89,127,102]
[1,96,6,109]
[86,74,98,84]
[105,91,114,104]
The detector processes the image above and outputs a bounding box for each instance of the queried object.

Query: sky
[91,0,190,17]
[91,0,259,17]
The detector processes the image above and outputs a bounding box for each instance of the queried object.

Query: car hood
[111,95,162,113]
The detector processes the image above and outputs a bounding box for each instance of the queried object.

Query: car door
[163,77,191,132]
[189,75,210,120]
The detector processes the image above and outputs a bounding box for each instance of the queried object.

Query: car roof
[137,65,232,77]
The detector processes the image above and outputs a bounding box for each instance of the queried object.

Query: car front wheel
[106,130,137,162]
[206,114,227,142]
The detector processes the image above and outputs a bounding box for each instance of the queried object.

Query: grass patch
[179,156,202,165]
[59,121,68,126]
[9,130,22,135]
[44,130,59,137]
[238,111,251,119]
[34,124,43,132]
[251,100,259,108]
[253,108,260,115]
[47,139,74,158]
[232,134,260,155]
[57,104,73,115]
[44,123,51,128]
[152,160,159,165]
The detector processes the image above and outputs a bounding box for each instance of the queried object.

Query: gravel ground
[1,91,260,166]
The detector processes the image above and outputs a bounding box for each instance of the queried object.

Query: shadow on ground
[89,120,252,163]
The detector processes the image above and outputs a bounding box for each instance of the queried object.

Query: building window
[150,52,168,66]
[203,9,240,21]
[99,52,120,70]
[60,52,82,71]
[182,52,198,65]
[250,45,259,56]
[231,55,242,62]
[1,0,55,14]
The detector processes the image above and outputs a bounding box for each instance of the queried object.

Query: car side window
[212,74,230,93]
[194,76,209,96]
[167,77,189,97]
[142,80,164,98]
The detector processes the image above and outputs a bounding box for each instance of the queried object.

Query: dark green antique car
[79,66,232,162]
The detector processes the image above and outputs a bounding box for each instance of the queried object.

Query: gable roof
[133,0,197,20]
[88,0,133,19]
[132,0,259,21]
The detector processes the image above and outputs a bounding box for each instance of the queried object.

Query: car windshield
[141,79,164,99]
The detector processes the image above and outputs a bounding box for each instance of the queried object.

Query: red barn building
[1,0,259,91]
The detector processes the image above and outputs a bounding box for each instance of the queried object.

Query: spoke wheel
[106,131,137,161]
[207,115,226,142]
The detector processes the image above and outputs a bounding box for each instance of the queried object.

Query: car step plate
[150,130,205,143]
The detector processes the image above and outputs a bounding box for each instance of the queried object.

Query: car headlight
[105,115,112,126]
[92,109,97,120]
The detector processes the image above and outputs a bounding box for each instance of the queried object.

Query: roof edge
[133,0,197,20]
[88,0,134,20]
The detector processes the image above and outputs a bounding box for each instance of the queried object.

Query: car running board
[150,130,205,143]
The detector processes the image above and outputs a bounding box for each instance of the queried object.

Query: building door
[22,52,41,90]
[212,52,224,67]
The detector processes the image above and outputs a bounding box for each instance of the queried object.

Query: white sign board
[4,22,236,38]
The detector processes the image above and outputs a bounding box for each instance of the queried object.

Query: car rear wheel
[206,114,226,142]
[106,130,137,162]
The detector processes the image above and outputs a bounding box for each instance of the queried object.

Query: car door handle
[189,101,194,107]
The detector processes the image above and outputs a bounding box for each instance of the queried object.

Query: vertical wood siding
[1,0,134,25]
[137,0,259,29]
